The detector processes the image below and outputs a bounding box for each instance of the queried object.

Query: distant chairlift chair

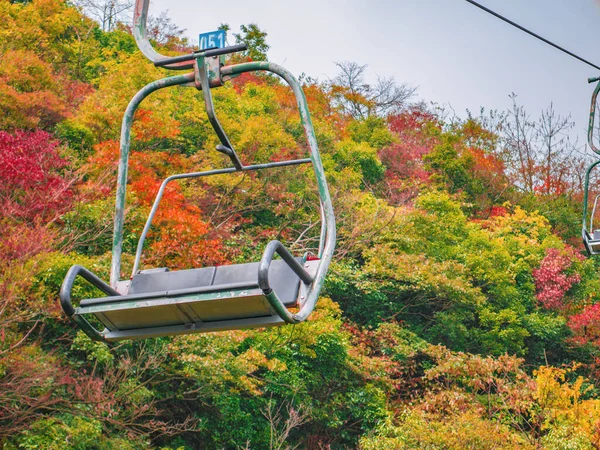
[583,77,600,255]
[59,0,336,342]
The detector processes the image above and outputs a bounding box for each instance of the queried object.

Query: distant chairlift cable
[464,0,600,72]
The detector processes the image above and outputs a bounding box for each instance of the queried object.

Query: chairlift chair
[59,0,336,342]
[582,77,600,255]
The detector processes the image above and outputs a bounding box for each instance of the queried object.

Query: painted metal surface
[588,77,600,156]
[81,288,268,321]
[133,0,191,70]
[103,315,285,342]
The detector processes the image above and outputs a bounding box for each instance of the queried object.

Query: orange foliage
[80,138,228,269]
[64,80,95,110]
[468,146,508,197]
[128,150,226,269]
[84,140,227,268]
[132,108,180,143]
[0,49,67,130]
[147,205,226,269]
[78,140,120,198]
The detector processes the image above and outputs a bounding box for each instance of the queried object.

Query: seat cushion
[128,267,216,295]
[125,258,302,307]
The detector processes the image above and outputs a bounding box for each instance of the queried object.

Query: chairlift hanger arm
[134,0,248,70]
[588,77,600,155]
[133,0,190,70]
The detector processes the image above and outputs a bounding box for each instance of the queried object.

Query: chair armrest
[258,240,313,293]
[258,241,315,324]
[60,265,120,342]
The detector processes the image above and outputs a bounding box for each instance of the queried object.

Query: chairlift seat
[64,258,318,342]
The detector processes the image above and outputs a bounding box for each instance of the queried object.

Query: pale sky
[152,0,600,146]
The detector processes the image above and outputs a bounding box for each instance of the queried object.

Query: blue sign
[199,30,226,51]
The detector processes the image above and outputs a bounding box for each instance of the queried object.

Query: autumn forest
[3,0,600,448]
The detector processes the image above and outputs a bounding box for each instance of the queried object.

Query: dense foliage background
[3,1,600,448]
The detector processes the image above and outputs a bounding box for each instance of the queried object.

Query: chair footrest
[94,312,286,342]
[80,286,277,332]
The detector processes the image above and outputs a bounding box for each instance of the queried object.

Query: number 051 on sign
[199,30,225,50]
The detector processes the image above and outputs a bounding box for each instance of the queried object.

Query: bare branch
[331,61,416,119]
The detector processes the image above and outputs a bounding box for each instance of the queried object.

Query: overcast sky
[152,0,600,147]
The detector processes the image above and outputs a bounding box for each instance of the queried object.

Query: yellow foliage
[167,297,346,396]
[73,53,174,141]
[534,366,600,447]
[360,409,533,450]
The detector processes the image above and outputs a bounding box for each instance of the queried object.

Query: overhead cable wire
[464,0,600,72]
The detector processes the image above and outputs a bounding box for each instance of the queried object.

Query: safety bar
[60,265,120,341]
[259,240,314,291]
[131,158,313,277]
[259,241,314,324]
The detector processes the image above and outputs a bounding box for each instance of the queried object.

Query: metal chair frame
[60,0,336,341]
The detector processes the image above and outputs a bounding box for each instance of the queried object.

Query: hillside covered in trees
[4,1,600,448]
